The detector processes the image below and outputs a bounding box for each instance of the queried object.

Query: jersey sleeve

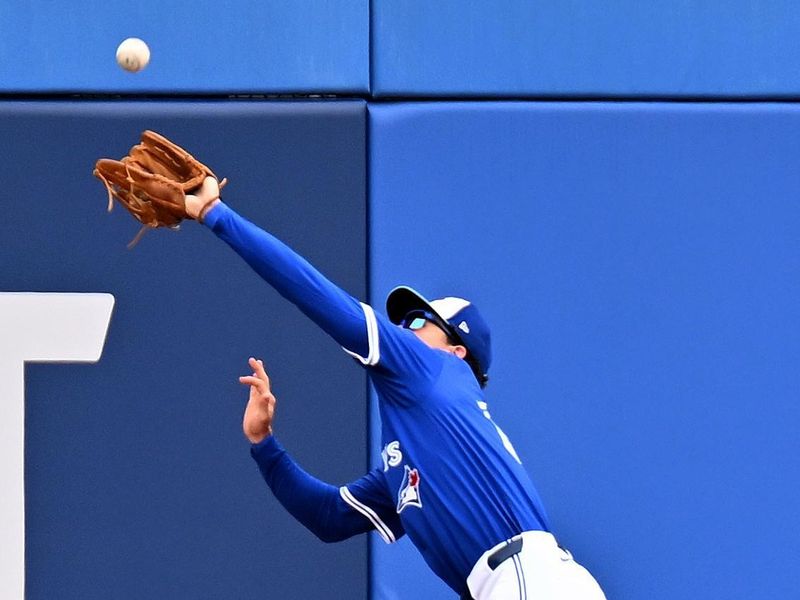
[205,202,373,361]
[339,468,405,544]
[251,436,394,543]
[204,202,445,393]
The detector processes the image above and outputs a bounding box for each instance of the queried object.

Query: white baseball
[116,38,150,73]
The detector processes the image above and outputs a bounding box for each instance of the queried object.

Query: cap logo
[458,321,470,334]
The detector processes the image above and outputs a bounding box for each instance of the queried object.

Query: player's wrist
[246,425,273,445]
[198,198,221,223]
[249,433,274,448]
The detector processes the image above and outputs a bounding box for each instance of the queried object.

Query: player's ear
[451,345,468,360]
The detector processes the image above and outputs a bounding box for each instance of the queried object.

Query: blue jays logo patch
[397,465,423,513]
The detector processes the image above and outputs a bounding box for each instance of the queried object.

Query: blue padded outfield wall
[0,1,368,94]
[0,101,369,599]
[369,102,800,600]
[372,1,800,98]
[6,1,800,98]
[2,3,800,600]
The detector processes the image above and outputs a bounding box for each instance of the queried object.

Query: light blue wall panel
[372,1,800,97]
[369,101,800,599]
[0,2,368,93]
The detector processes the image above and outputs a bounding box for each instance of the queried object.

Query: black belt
[487,537,523,570]
[460,537,524,600]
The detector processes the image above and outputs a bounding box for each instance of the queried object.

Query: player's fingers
[238,375,266,392]
[246,358,262,381]
[248,357,270,383]
[253,358,270,383]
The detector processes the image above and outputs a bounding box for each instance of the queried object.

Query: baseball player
[187,177,606,599]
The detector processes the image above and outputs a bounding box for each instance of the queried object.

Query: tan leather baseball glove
[93,130,226,247]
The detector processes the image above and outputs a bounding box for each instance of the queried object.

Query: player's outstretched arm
[193,179,443,387]
[190,177,376,365]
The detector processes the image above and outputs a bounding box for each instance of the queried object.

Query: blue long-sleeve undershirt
[204,202,371,361]
[250,436,372,543]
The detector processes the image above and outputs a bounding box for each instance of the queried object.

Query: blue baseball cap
[386,286,492,383]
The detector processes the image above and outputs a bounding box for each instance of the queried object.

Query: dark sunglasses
[400,310,453,336]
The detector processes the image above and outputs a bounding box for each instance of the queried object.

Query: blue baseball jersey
[205,203,551,593]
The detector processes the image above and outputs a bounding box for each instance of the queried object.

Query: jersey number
[477,401,522,464]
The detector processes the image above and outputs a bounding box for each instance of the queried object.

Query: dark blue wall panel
[0,100,368,599]
[372,1,800,98]
[0,2,368,94]
[368,102,800,599]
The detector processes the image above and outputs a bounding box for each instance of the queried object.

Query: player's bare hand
[186,175,222,221]
[239,357,275,444]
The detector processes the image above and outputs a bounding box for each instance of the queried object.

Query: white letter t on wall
[0,293,114,599]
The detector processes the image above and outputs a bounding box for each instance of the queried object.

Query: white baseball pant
[464,531,606,600]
